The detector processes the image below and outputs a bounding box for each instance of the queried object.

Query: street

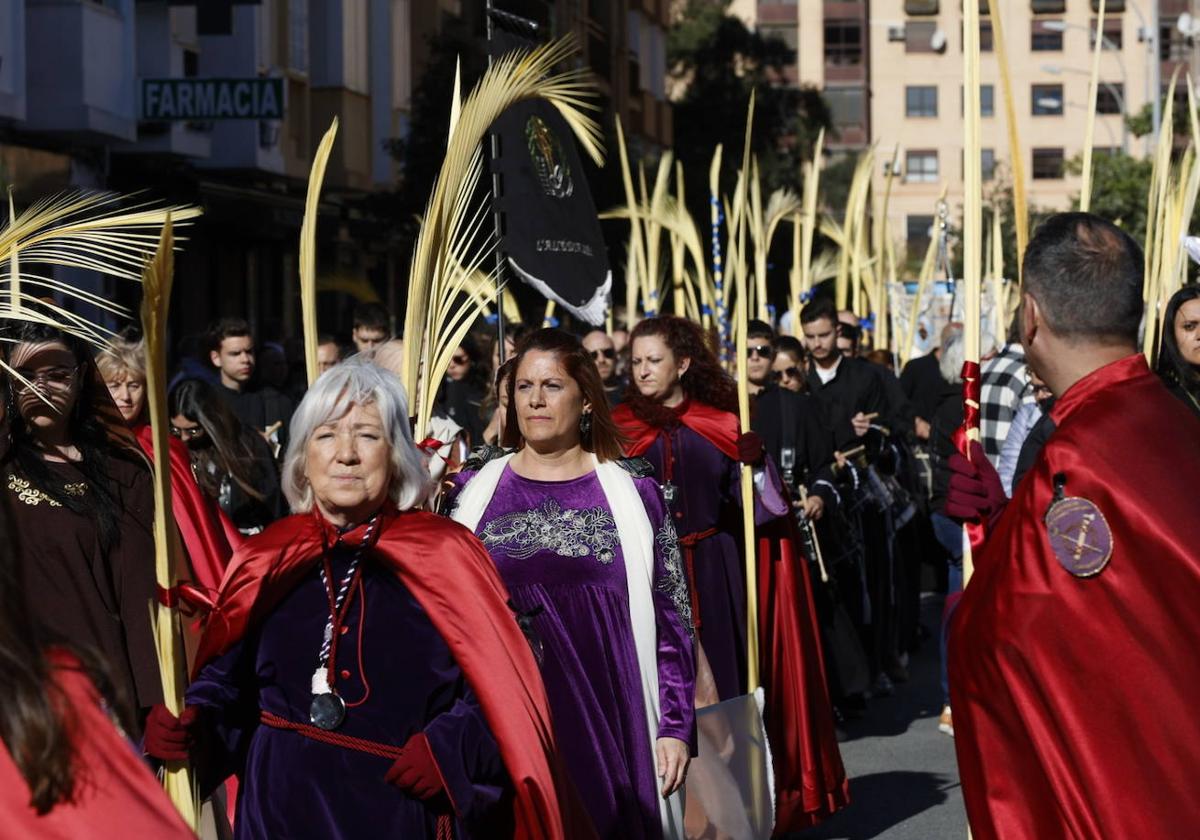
[796,595,967,840]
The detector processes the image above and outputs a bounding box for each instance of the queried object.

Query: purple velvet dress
[638,426,787,702]
[186,547,509,839]
[451,465,695,840]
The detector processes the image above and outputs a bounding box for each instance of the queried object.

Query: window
[906,85,938,117]
[905,0,939,14]
[1031,0,1065,12]
[824,20,863,65]
[907,215,934,255]
[289,0,308,73]
[906,21,938,53]
[1032,147,1065,179]
[906,149,939,183]
[1031,20,1063,51]
[344,0,369,94]
[1096,83,1124,115]
[1090,17,1123,49]
[825,86,867,130]
[1032,84,1063,115]
[963,20,994,51]
[1161,19,1191,62]
[761,23,799,53]
[1093,0,1124,11]
[962,84,995,116]
[961,148,997,180]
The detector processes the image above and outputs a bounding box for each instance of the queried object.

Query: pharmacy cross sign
[166,0,261,37]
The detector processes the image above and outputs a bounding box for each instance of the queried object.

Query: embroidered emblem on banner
[1044,496,1113,578]
[525,115,573,199]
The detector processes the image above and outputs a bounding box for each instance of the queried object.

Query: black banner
[488,25,610,325]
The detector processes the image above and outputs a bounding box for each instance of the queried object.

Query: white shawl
[451,453,685,838]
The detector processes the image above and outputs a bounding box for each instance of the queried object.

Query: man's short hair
[747,319,775,343]
[800,298,838,328]
[206,317,252,354]
[317,333,339,347]
[353,302,391,333]
[1023,213,1143,344]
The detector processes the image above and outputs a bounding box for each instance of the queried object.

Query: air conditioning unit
[888,25,906,42]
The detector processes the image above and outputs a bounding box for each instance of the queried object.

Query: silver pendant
[662,481,678,504]
[310,692,346,731]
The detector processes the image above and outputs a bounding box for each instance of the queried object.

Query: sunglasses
[450,354,470,366]
[170,424,206,440]
[771,366,802,382]
[12,364,81,394]
[747,345,773,359]
[590,348,616,360]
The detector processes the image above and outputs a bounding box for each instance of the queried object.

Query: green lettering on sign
[141,79,285,121]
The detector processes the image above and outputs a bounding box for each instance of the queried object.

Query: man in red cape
[190,504,595,840]
[949,213,1200,838]
[615,397,849,832]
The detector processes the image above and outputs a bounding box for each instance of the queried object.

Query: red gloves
[737,431,764,465]
[385,732,446,801]
[945,440,1008,529]
[144,704,198,761]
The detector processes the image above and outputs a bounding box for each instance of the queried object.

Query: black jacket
[752,386,840,508]
[806,356,887,449]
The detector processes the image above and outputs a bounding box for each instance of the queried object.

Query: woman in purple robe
[613,316,789,703]
[142,359,591,840]
[449,329,695,840]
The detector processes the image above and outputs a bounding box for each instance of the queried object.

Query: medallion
[662,481,678,504]
[310,691,346,731]
[1044,496,1113,578]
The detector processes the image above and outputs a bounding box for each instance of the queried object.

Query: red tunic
[951,354,1200,839]
[0,653,192,839]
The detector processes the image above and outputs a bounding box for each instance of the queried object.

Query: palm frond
[300,118,339,386]
[402,36,604,436]
[0,190,201,343]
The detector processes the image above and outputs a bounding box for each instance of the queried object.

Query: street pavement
[794,594,967,840]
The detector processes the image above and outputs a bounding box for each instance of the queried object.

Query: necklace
[309,515,377,731]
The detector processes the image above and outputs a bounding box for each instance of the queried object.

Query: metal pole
[486,0,507,365]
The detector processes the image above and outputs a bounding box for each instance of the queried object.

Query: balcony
[25,0,137,142]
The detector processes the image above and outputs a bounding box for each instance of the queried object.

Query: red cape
[134,425,238,597]
[0,652,193,839]
[613,399,741,460]
[615,398,849,831]
[194,507,595,840]
[951,355,1200,838]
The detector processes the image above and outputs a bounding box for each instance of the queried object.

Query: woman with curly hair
[613,316,784,701]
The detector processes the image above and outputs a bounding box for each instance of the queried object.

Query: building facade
[1,0,669,344]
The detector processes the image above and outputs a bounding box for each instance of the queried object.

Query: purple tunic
[452,465,695,840]
[639,426,786,701]
[186,547,509,839]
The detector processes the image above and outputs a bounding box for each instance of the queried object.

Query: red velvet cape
[0,652,193,839]
[134,425,238,597]
[951,354,1200,839]
[615,398,849,831]
[613,398,740,460]
[193,506,595,840]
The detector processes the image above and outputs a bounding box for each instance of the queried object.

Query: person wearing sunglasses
[770,336,808,395]
[1,322,163,734]
[437,337,488,447]
[169,378,284,536]
[582,329,624,406]
[744,320,776,397]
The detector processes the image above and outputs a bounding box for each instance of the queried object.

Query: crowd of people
[2,212,1200,838]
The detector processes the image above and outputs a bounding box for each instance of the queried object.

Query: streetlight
[1041,64,1130,154]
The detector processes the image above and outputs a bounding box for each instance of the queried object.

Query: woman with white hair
[143,358,593,840]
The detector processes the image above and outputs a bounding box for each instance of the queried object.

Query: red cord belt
[678,527,718,630]
[259,710,453,839]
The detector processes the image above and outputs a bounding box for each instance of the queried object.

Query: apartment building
[870,0,1183,262]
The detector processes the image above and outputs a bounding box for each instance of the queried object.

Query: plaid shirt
[980,344,1036,466]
